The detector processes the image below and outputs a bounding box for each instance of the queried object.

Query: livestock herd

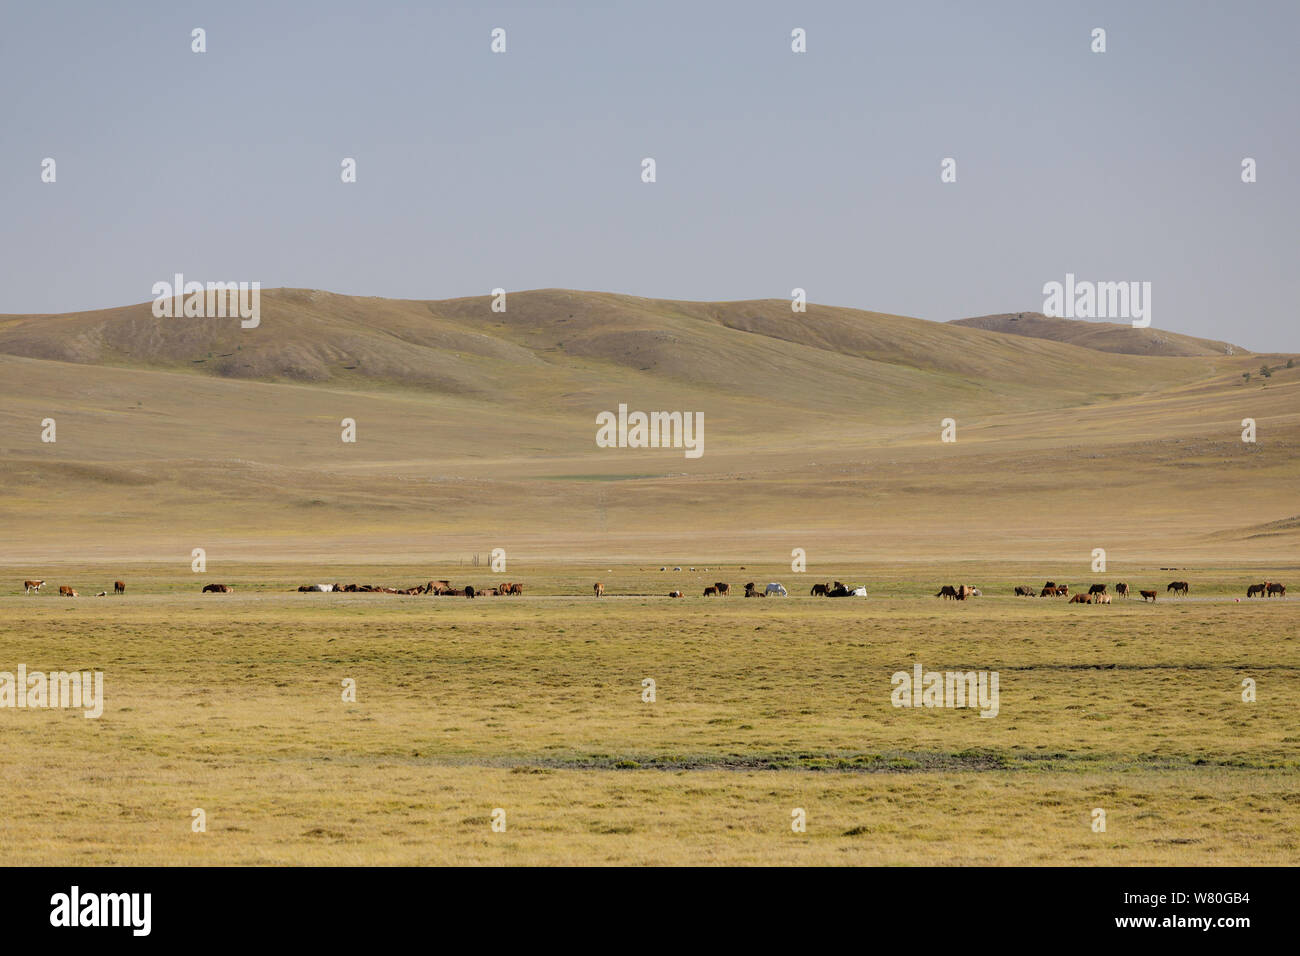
[16,576,1289,601]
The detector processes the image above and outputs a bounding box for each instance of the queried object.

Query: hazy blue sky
[3,0,1297,349]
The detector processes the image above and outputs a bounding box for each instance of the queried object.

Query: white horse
[765,583,788,597]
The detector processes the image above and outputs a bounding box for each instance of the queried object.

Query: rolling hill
[951,312,1249,357]
[0,290,1296,565]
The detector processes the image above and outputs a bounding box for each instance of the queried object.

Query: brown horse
[1069,592,1092,604]
[1247,583,1266,598]
[1040,586,1058,597]
[936,586,958,599]
[593,582,604,598]
[114,580,125,594]
[703,586,718,597]
[1167,581,1189,596]
[810,583,830,596]
[1115,583,1129,598]
[1014,586,1035,596]
[1088,584,1108,596]
[1267,582,1286,597]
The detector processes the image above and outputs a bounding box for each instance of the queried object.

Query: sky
[2,0,1297,350]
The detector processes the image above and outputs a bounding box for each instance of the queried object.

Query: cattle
[114,580,125,594]
[23,579,44,594]
[1267,582,1286,597]
[202,584,232,593]
[1088,584,1108,596]
[937,585,958,599]
[1094,593,1111,604]
[58,586,78,597]
[593,582,604,598]
[1014,586,1035,597]
[703,586,718,597]
[1115,583,1129,599]
[465,585,477,599]
[1039,586,1058,598]
[298,584,339,593]
[765,583,787,597]
[1167,581,1189,597]
[1247,583,1267,598]
[1069,592,1092,604]
[96,591,107,597]
[1139,590,1157,602]
[810,583,830,597]
[714,583,731,596]
[668,591,683,598]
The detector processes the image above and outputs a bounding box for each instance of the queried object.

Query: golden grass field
[0,565,1296,865]
[0,290,1296,864]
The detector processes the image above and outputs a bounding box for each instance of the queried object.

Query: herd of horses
[289,581,525,597]
[17,576,1289,600]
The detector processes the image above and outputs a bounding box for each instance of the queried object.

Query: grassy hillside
[1,289,1296,564]
[952,312,1249,357]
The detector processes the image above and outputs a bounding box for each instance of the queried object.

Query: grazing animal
[202,584,232,593]
[765,583,787,597]
[593,582,604,598]
[938,585,958,599]
[114,580,125,594]
[744,584,765,598]
[1044,581,1056,589]
[58,586,78,597]
[810,583,830,596]
[1139,590,1157,602]
[1267,582,1286,597]
[714,583,731,596]
[668,590,683,598]
[1088,584,1108,596]
[23,580,44,594]
[956,585,974,601]
[1069,592,1092,604]
[1014,586,1035,597]
[703,586,718,597]
[1056,585,1069,597]
[508,583,523,596]
[1115,583,1129,598]
[96,591,107,597]
[464,585,476,599]
[1095,593,1112,604]
[1167,581,1189,596]
[1039,586,1058,598]
[1247,583,1266,598]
